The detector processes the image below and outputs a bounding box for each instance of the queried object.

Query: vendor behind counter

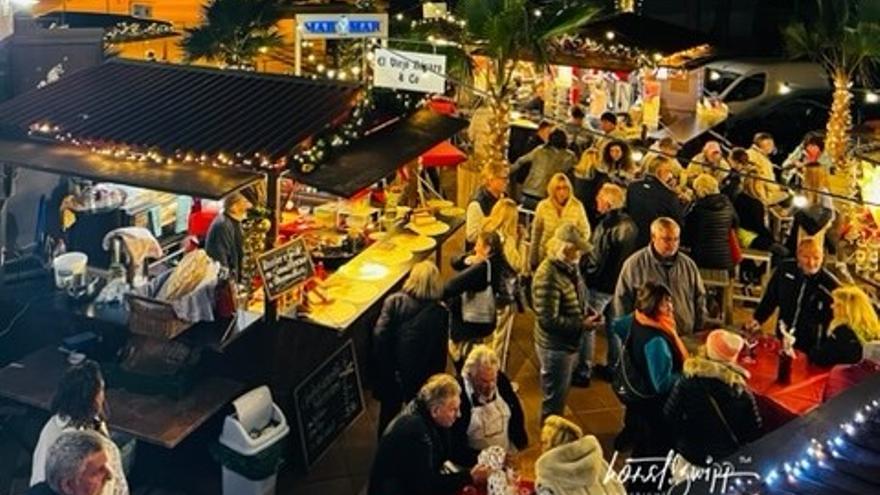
[205,192,252,282]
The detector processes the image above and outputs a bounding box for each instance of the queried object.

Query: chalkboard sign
[257,237,314,300]
[294,340,364,468]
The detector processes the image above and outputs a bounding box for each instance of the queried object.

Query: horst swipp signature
[605,450,761,495]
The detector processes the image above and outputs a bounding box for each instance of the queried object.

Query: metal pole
[294,20,302,76]
[265,172,279,322]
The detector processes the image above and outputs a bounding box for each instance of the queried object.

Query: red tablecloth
[740,337,831,430]
[457,479,534,495]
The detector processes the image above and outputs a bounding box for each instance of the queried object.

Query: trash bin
[217,386,289,495]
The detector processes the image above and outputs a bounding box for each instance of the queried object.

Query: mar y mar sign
[256,237,314,300]
[372,48,447,94]
[297,13,388,40]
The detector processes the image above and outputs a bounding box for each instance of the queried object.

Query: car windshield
[704,68,741,96]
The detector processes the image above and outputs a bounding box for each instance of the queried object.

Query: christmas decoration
[241,206,271,300]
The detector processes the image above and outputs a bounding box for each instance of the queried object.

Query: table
[0,346,244,448]
[740,337,832,430]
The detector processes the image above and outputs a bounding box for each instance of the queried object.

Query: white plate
[406,221,450,237]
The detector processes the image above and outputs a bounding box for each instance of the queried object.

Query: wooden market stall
[0,58,468,470]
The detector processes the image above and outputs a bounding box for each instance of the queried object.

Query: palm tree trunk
[826,70,853,172]
[486,95,511,171]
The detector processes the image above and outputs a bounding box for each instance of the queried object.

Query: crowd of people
[23,107,880,495]
[366,108,880,494]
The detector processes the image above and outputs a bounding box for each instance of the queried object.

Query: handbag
[611,325,658,405]
[461,260,496,325]
[700,381,741,447]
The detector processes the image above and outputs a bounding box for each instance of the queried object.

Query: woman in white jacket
[535,415,625,495]
[31,360,129,495]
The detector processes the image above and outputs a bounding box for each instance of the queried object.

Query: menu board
[293,340,364,468]
[256,237,314,300]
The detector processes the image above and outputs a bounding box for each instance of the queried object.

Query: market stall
[0,58,469,470]
[503,11,719,157]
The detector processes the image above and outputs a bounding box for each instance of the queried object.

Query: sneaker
[571,366,591,388]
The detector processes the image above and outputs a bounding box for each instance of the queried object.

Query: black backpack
[612,322,660,405]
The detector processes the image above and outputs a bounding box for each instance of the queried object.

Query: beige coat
[529,197,590,269]
[535,436,626,495]
[746,146,788,205]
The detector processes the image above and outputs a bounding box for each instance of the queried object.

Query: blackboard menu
[257,237,314,300]
[293,340,364,468]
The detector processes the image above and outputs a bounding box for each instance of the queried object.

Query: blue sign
[298,14,388,39]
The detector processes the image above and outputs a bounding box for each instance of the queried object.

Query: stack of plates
[406,220,450,237]
[338,261,390,281]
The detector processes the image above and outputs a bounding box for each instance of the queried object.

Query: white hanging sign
[297,13,388,40]
[372,48,447,94]
[422,2,448,19]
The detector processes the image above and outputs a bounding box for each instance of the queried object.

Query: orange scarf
[634,310,690,364]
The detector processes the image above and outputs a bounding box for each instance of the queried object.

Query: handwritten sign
[293,340,364,468]
[372,48,447,94]
[256,237,314,300]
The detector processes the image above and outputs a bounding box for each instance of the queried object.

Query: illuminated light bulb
[709,70,721,81]
[778,82,792,95]
[258,46,268,54]
[632,150,644,162]
[533,9,542,16]
[866,92,879,104]
[605,31,615,40]
[337,71,347,80]
[842,422,855,436]
[307,54,316,62]
[855,412,866,423]
[395,13,404,21]
[792,194,809,208]
[316,63,325,72]
[327,69,336,78]
[351,66,361,76]
[653,52,662,61]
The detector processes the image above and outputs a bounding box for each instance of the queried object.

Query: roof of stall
[35,11,178,42]
[0,59,360,162]
[548,12,714,71]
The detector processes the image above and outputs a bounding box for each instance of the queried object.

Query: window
[132,4,153,18]
[724,73,767,103]
[704,68,740,96]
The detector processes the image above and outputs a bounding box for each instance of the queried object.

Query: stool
[700,268,733,326]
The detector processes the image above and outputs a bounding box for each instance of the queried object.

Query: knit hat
[553,221,591,253]
[706,329,745,363]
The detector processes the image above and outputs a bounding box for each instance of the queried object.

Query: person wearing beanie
[535,415,625,495]
[532,222,602,421]
[663,329,763,466]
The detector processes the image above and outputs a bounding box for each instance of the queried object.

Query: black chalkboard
[293,339,364,468]
[257,237,314,300]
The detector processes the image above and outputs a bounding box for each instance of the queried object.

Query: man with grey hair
[450,345,527,467]
[369,374,489,495]
[612,217,707,335]
[205,191,252,281]
[532,222,603,421]
[28,431,111,495]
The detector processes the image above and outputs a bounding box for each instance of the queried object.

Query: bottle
[777,321,793,384]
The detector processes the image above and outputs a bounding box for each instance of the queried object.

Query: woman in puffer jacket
[535,415,625,495]
[682,174,739,271]
[664,330,762,466]
[529,173,590,271]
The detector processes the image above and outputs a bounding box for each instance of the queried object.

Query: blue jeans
[535,344,578,421]
[578,289,616,369]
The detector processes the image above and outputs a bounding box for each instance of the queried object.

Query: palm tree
[411,0,600,172]
[782,0,880,172]
[181,0,284,69]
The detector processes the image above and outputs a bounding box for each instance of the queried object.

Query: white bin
[218,386,290,495]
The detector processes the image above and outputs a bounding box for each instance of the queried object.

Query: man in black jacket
[581,183,638,381]
[450,346,527,467]
[205,191,251,281]
[626,156,684,248]
[28,431,111,495]
[369,374,489,495]
[745,238,839,354]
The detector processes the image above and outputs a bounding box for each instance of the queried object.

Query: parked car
[703,59,829,117]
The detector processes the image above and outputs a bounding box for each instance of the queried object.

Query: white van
[703,59,830,116]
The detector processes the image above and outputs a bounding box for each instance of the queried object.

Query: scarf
[634,310,689,364]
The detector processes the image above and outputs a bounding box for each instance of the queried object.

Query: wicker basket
[126,293,193,340]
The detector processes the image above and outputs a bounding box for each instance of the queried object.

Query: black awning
[35,11,178,42]
[0,59,359,163]
[0,139,262,200]
[290,108,468,198]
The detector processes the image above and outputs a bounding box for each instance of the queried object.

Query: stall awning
[548,12,714,71]
[290,108,468,197]
[35,11,178,42]
[0,139,262,200]
[0,59,360,163]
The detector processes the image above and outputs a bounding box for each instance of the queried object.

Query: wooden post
[265,171,280,322]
